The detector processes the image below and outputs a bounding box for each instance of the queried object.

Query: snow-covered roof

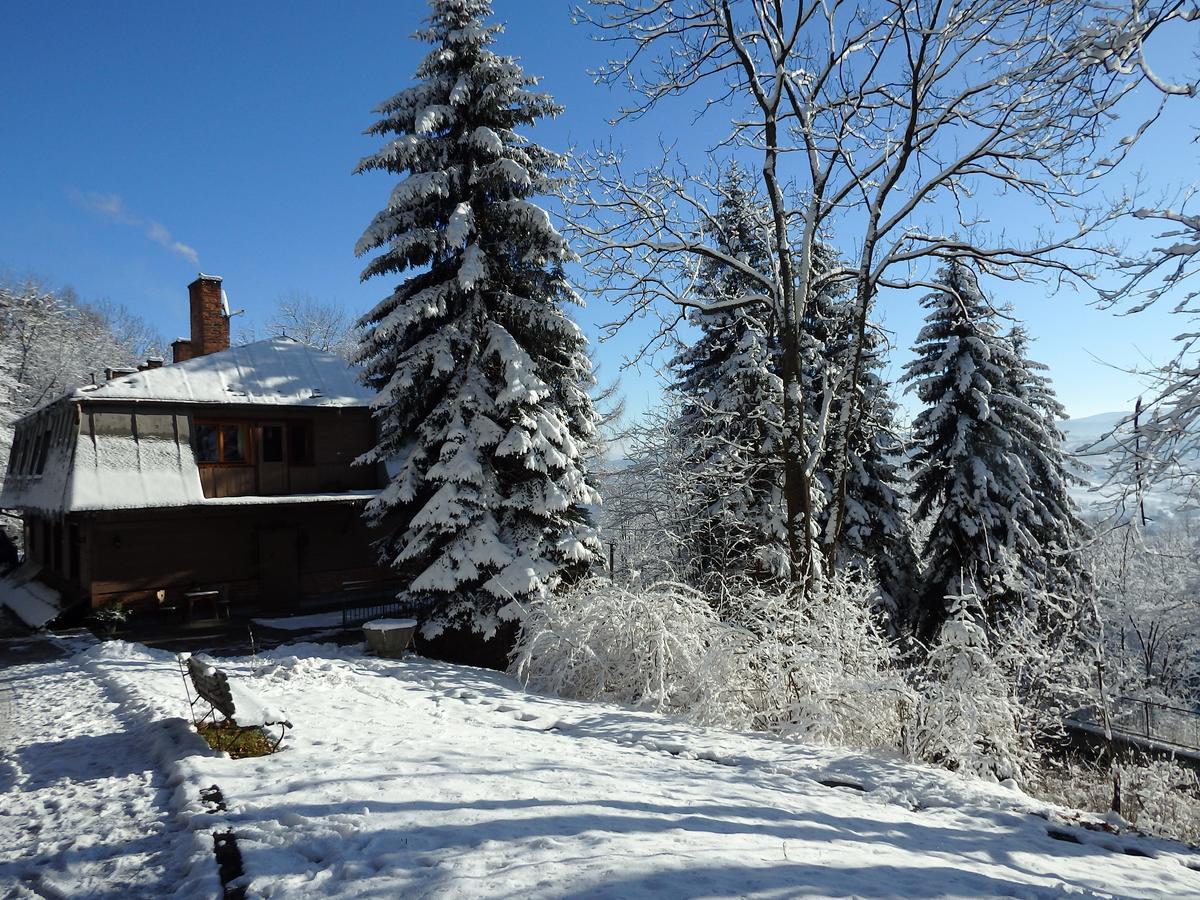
[0,404,380,514]
[74,337,374,408]
[0,562,64,629]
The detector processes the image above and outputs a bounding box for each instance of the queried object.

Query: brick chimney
[187,274,230,358]
[171,338,193,364]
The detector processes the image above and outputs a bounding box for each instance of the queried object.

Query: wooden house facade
[0,275,392,622]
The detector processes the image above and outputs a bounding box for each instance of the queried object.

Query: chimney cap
[190,272,223,284]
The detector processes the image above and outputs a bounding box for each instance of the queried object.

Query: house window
[8,431,25,475]
[194,422,251,464]
[34,428,52,475]
[289,422,314,465]
[221,424,246,462]
[262,425,284,463]
[196,424,219,462]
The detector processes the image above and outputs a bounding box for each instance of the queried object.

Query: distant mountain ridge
[1059,410,1198,522]
[1058,410,1129,453]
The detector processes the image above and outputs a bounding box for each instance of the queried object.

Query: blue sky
[1,1,1197,422]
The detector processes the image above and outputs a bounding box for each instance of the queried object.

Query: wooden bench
[156,585,231,623]
[178,653,292,750]
[183,585,231,623]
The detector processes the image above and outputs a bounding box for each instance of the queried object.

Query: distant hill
[1060,410,1198,523]
[1058,410,1129,454]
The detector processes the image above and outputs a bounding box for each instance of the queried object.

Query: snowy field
[3,637,1200,899]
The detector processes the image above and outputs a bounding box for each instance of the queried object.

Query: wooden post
[1095,652,1113,742]
[1133,396,1148,528]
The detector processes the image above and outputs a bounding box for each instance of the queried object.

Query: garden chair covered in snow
[179,653,292,750]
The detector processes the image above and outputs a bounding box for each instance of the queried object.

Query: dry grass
[196,720,278,758]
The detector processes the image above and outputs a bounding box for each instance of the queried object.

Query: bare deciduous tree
[268,291,358,359]
[568,0,1170,590]
[1077,3,1200,510]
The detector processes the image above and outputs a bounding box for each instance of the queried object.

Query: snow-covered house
[0,274,390,624]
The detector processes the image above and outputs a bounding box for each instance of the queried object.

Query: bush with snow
[510,578,752,727]
[1116,756,1200,840]
[911,592,1031,782]
[719,573,911,748]
[1036,754,1200,845]
[1089,524,1200,706]
[512,572,910,745]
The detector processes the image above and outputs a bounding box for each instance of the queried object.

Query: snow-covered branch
[570,0,1168,586]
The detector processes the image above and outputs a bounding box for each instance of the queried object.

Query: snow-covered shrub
[87,601,130,637]
[912,592,1030,781]
[1115,756,1200,840]
[1035,754,1200,844]
[510,578,754,727]
[990,596,1098,753]
[720,572,911,749]
[513,572,909,745]
[1089,524,1200,706]
[910,584,1099,786]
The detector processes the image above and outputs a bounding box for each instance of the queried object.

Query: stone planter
[363,618,418,658]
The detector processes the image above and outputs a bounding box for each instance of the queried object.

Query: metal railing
[1070,696,1200,752]
[341,600,427,629]
[1109,696,1200,750]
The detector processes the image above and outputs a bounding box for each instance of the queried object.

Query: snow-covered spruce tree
[902,261,1040,641]
[835,363,919,624]
[670,167,787,585]
[1003,324,1090,599]
[354,0,601,653]
[806,273,917,621]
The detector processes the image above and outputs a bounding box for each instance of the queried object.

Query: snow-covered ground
[4,637,1200,898]
[0,635,221,898]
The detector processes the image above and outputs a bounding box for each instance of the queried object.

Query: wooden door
[258,527,300,608]
[258,423,287,495]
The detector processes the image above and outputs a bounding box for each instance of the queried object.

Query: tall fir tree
[902,261,1041,641]
[830,347,920,622]
[354,0,601,642]
[805,259,916,620]
[1003,324,1090,599]
[670,167,788,584]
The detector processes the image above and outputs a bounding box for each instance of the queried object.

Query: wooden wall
[199,465,256,498]
[82,500,390,610]
[196,407,380,498]
[308,408,378,492]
